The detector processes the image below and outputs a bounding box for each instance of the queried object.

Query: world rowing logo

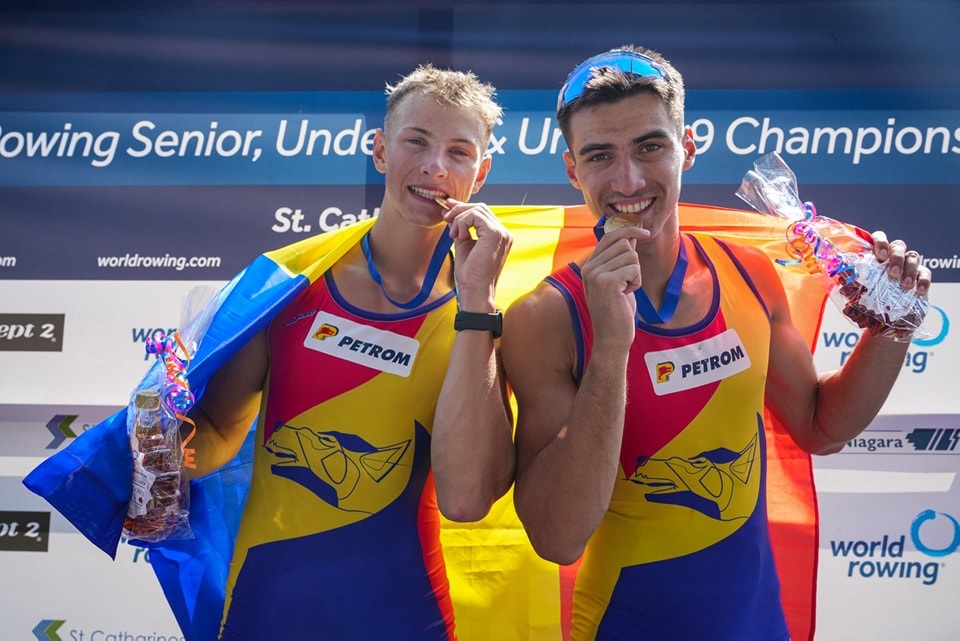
[911,509,960,557]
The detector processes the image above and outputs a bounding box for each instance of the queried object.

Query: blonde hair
[385,64,503,141]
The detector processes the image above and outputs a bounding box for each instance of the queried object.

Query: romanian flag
[23,203,825,641]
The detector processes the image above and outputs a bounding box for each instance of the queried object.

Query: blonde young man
[501,46,931,641]
[189,65,515,640]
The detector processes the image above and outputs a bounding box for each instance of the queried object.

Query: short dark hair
[556,45,685,146]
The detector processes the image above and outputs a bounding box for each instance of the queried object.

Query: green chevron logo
[32,619,64,641]
[45,414,78,449]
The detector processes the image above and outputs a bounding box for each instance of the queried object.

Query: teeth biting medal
[603,215,644,233]
[592,213,684,327]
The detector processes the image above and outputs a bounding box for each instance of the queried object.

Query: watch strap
[454,310,503,339]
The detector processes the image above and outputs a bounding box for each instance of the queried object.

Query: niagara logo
[820,305,949,374]
[843,427,960,455]
[828,509,959,586]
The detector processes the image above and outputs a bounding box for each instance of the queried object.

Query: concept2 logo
[821,305,949,374]
[0,511,50,552]
[828,509,958,586]
[0,314,64,352]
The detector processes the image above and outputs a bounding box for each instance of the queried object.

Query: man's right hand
[581,225,648,349]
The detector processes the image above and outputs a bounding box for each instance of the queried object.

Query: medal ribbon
[594,216,688,325]
[361,230,453,309]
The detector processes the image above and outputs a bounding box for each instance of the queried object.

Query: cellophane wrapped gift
[122,285,217,543]
[736,152,930,342]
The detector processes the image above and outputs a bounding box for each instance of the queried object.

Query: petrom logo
[303,311,419,377]
[828,509,959,586]
[312,322,339,340]
[32,620,65,641]
[643,328,750,396]
[820,304,949,374]
[0,313,64,352]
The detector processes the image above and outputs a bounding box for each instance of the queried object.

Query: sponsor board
[2,91,958,188]
[0,280,224,406]
[837,414,960,456]
[814,287,957,414]
[826,507,958,588]
[2,533,184,639]
[0,404,122,454]
[816,500,960,639]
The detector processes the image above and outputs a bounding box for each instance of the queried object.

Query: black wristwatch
[454,310,503,339]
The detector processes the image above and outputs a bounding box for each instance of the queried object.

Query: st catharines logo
[31,620,184,641]
[45,414,79,449]
[0,313,64,352]
[32,619,65,641]
[828,509,959,586]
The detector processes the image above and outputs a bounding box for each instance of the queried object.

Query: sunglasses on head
[557,50,671,112]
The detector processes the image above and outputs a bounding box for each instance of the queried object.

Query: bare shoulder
[503,279,573,345]
[502,279,578,385]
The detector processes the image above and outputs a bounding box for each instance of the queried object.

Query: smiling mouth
[611,198,653,216]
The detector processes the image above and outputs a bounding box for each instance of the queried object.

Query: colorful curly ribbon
[775,201,858,285]
[144,330,197,469]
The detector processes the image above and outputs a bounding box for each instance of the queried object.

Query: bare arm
[503,227,647,564]
[184,328,269,478]
[752,234,931,454]
[432,200,515,522]
[433,329,514,521]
